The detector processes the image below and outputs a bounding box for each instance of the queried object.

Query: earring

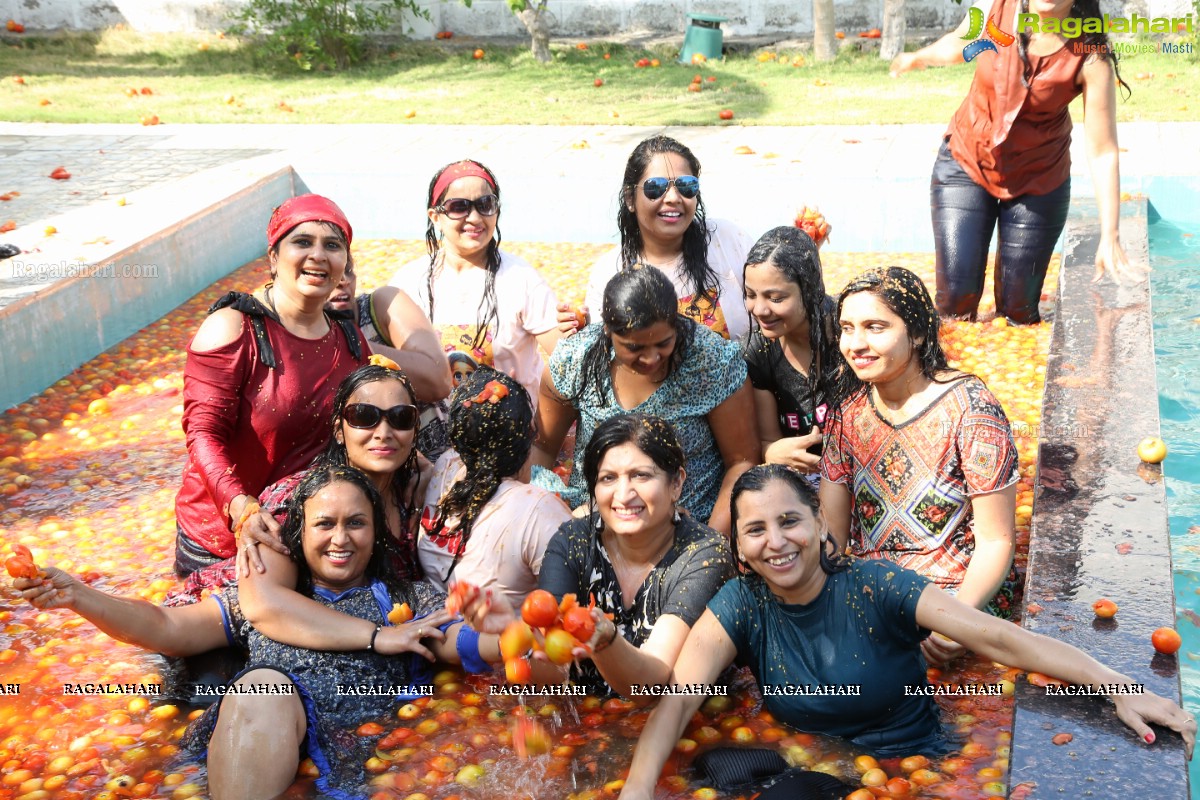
[437,228,445,242]
[594,514,604,532]
[672,502,681,525]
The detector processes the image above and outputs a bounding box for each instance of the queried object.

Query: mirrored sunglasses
[641,176,700,201]
[437,194,500,219]
[343,403,419,431]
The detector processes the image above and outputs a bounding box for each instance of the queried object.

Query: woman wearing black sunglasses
[572,136,754,342]
[167,362,427,603]
[389,160,562,406]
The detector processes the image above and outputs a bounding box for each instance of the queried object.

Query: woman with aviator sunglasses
[166,362,427,604]
[389,160,562,405]
[572,136,754,341]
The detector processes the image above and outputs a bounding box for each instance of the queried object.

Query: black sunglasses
[436,194,500,220]
[641,176,700,201]
[343,403,418,431]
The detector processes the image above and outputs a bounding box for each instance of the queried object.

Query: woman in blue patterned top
[616,465,1195,799]
[533,264,759,535]
[13,464,509,800]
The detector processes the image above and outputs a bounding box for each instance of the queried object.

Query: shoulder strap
[208,291,278,369]
[327,307,364,361]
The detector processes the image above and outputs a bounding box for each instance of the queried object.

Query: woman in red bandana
[388,160,562,405]
[174,194,368,575]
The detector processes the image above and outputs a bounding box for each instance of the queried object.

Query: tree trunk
[880,0,906,60]
[517,6,552,63]
[812,0,838,62]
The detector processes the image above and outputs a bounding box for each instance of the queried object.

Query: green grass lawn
[0,29,1196,125]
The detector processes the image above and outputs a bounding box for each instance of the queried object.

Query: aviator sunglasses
[641,176,700,201]
[435,194,500,220]
[343,403,419,431]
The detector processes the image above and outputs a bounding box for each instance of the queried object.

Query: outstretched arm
[14,568,228,657]
[917,585,1196,756]
[890,2,979,74]
[618,611,738,799]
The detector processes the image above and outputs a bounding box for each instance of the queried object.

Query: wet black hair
[1016,0,1129,97]
[831,266,964,405]
[572,265,696,404]
[280,462,415,604]
[323,364,421,529]
[617,136,717,312]
[743,226,839,405]
[582,413,686,500]
[424,160,503,352]
[432,367,534,575]
[729,464,849,577]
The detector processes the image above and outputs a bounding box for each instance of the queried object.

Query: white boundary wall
[0,0,1190,37]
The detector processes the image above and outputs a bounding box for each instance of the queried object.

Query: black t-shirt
[743,331,819,437]
[538,515,734,694]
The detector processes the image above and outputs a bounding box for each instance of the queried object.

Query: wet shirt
[176,311,366,559]
[743,331,821,438]
[539,515,734,694]
[549,323,747,520]
[708,560,943,757]
[821,378,1018,590]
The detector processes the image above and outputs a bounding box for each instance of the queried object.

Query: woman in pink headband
[174,194,369,575]
[388,160,562,407]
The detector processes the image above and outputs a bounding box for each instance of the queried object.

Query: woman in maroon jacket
[174,194,367,575]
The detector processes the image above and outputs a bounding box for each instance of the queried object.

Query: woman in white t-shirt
[419,367,571,610]
[390,160,561,402]
[574,136,754,342]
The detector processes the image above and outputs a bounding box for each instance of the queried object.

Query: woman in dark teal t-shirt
[617,465,1195,800]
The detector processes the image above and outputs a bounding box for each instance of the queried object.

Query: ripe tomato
[388,602,414,624]
[521,589,560,628]
[504,657,532,684]
[718,109,734,120]
[5,556,37,579]
[499,620,534,661]
[542,628,578,665]
[1091,598,1118,618]
[49,167,71,180]
[1151,627,1182,655]
[561,606,595,642]
[473,49,485,59]
[594,78,604,87]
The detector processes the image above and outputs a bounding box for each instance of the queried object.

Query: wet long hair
[1016,0,1129,97]
[280,462,415,604]
[582,413,686,516]
[831,267,964,405]
[729,464,849,578]
[617,136,717,311]
[743,226,838,406]
[323,364,421,527]
[433,367,533,566]
[572,265,696,404]
[424,160,503,352]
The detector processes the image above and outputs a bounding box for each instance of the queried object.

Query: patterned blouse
[538,515,734,695]
[183,579,445,800]
[821,377,1018,591]
[548,322,747,521]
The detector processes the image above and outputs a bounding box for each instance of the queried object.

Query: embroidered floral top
[821,377,1018,590]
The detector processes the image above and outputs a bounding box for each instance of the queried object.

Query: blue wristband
[456,626,490,674]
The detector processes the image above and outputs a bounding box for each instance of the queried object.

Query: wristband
[367,625,382,652]
[456,626,490,674]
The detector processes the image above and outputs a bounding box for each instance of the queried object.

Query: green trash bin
[679,13,727,64]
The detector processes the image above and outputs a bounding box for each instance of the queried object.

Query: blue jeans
[931,139,1071,324]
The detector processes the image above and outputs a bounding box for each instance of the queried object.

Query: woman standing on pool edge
[389,160,561,403]
[892,0,1137,324]
[577,135,754,341]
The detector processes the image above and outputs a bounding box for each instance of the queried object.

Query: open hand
[452,583,517,634]
[1092,236,1149,286]
[1112,690,1196,759]
[375,609,454,661]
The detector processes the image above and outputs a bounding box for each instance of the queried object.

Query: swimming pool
[1149,213,1200,794]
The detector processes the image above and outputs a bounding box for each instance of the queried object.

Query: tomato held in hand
[1151,627,1182,655]
[542,628,579,665]
[561,606,595,642]
[499,620,534,661]
[504,656,532,684]
[521,589,560,628]
[5,556,37,579]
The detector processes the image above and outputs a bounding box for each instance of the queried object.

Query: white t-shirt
[583,218,754,342]
[390,250,559,402]
[418,450,572,611]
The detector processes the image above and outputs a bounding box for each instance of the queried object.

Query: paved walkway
[1,121,1197,307]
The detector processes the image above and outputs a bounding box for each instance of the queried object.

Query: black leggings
[931,139,1071,324]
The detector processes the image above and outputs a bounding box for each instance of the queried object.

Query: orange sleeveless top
[947,0,1086,200]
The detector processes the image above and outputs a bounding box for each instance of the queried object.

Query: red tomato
[561,607,595,642]
[49,167,71,180]
[718,109,734,120]
[5,556,36,579]
[521,589,560,628]
[1091,599,1118,618]
[594,78,604,87]
[473,49,485,59]
[499,620,534,661]
[1152,627,1182,655]
[504,657,532,684]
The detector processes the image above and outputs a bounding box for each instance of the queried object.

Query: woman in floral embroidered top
[821,267,1019,665]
